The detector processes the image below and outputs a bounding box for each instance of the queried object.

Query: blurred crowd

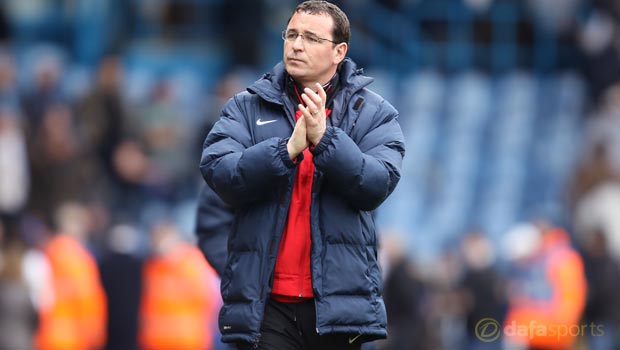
[0,44,225,349]
[0,0,620,349]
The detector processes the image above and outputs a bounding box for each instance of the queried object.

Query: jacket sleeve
[194,184,233,277]
[311,100,405,211]
[199,95,298,206]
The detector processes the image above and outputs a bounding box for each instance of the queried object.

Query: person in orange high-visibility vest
[139,221,220,350]
[35,203,107,350]
[503,222,587,350]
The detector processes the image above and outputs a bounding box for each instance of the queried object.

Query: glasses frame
[282,30,338,45]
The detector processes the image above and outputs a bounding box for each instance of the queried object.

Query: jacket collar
[285,71,340,109]
[247,58,374,106]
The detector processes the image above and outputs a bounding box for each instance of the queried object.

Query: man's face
[283,11,346,88]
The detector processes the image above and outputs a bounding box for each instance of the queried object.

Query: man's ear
[333,42,348,65]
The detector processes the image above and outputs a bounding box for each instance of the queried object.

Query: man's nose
[292,35,304,50]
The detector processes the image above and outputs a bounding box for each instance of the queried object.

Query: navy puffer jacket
[200,58,405,345]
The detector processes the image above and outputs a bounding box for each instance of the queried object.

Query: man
[502,222,587,350]
[139,221,220,350]
[199,1,405,349]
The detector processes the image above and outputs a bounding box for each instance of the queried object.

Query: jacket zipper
[263,101,297,295]
[309,169,322,332]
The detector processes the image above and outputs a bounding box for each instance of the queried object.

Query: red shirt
[272,108,331,302]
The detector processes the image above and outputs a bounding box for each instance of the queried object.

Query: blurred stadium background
[0,0,620,349]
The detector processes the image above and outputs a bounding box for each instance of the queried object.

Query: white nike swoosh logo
[349,333,362,344]
[256,118,277,126]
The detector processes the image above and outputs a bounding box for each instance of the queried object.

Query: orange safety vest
[504,228,587,349]
[139,242,220,350]
[35,235,107,350]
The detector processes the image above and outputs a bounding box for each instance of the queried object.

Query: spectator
[581,228,620,350]
[135,79,194,202]
[139,220,220,350]
[379,232,426,350]
[502,221,587,350]
[28,103,95,216]
[0,218,38,350]
[76,54,133,193]
[458,230,506,350]
[98,224,144,350]
[0,106,29,218]
[21,52,65,138]
[35,202,107,350]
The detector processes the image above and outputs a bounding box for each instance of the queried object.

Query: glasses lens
[283,31,296,41]
[304,33,321,44]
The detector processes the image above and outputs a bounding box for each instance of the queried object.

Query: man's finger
[301,94,319,116]
[315,82,327,102]
[298,104,315,123]
[303,87,323,108]
[298,103,309,116]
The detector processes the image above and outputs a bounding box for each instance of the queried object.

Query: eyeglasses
[282,30,338,45]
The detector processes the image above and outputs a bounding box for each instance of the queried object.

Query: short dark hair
[288,1,350,44]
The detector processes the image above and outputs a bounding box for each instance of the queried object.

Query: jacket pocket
[322,243,372,295]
